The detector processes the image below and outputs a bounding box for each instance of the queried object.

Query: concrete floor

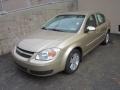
[0,34,120,90]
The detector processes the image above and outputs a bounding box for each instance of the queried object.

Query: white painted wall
[78,0,120,33]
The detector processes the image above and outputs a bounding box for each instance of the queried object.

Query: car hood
[18,30,75,52]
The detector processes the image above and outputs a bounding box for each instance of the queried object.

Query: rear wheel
[102,32,110,45]
[64,49,82,74]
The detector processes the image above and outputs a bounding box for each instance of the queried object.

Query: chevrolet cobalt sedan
[12,11,111,76]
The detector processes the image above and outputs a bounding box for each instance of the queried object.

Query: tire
[64,49,82,74]
[102,32,110,45]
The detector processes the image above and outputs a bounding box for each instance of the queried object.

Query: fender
[60,43,82,70]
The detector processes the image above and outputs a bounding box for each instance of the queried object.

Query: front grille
[17,47,34,54]
[16,47,34,58]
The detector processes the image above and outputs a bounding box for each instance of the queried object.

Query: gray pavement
[0,34,120,90]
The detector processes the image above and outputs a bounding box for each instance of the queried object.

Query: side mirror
[87,26,96,31]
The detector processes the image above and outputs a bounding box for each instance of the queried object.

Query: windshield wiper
[42,27,64,32]
[47,28,64,32]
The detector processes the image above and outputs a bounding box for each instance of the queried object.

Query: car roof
[58,11,100,16]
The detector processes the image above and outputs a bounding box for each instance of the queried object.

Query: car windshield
[42,15,85,33]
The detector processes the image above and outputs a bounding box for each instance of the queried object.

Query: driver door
[82,14,98,55]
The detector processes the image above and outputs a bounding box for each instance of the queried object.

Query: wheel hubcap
[106,33,109,43]
[70,53,80,71]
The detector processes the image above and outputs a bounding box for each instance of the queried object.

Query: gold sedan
[12,11,111,76]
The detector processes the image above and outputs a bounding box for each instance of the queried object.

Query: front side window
[86,15,97,27]
[96,14,105,25]
[42,15,85,33]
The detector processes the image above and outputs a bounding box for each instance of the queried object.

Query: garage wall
[0,0,77,55]
[78,0,120,34]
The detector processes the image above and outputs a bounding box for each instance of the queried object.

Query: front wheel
[102,32,110,45]
[64,49,82,74]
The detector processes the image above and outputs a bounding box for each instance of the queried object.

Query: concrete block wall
[0,0,77,55]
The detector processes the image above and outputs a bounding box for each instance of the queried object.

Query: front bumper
[12,48,62,76]
[15,61,54,76]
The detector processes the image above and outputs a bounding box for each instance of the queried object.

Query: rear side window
[96,13,105,25]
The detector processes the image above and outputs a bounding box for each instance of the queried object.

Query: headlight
[35,48,60,61]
